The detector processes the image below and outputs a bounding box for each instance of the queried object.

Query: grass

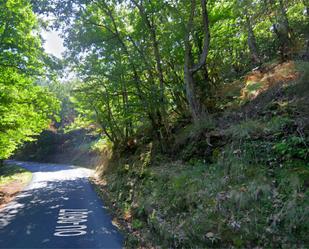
[92,60,309,248]
[0,164,32,187]
[100,136,308,248]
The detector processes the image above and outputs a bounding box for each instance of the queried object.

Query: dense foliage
[97,61,309,248]
[7,1,309,247]
[0,0,59,159]
[31,0,309,149]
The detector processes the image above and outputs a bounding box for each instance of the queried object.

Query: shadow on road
[0,161,123,249]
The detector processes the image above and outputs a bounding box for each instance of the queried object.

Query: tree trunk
[277,0,292,60]
[94,1,167,143]
[279,0,290,34]
[121,74,131,140]
[245,14,261,64]
[130,0,165,101]
[131,0,170,141]
[184,58,203,121]
[93,106,115,143]
[184,0,210,123]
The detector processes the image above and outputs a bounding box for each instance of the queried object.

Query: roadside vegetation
[93,60,309,248]
[0,164,32,207]
[0,0,60,162]
[1,0,308,248]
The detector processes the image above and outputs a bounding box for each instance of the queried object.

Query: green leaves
[273,136,309,161]
[0,0,60,159]
[32,0,309,147]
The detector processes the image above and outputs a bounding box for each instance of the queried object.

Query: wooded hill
[1,0,309,248]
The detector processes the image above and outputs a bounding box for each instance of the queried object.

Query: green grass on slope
[96,60,309,248]
[103,138,308,248]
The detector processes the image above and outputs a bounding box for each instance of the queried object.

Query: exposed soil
[0,180,26,208]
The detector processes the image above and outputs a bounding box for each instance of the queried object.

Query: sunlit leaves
[0,0,60,159]
[31,0,308,145]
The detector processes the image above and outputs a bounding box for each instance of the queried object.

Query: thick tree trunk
[184,59,203,121]
[184,0,210,123]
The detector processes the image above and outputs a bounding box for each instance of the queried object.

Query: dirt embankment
[0,165,32,208]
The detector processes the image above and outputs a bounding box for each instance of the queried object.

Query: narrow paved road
[0,161,123,249]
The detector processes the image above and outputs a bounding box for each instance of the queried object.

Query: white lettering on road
[54,209,88,237]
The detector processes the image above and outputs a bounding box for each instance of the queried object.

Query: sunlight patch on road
[0,202,25,229]
[0,161,94,229]
[27,168,92,190]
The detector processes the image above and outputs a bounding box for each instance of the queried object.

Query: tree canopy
[34,0,308,149]
[0,0,59,159]
[1,1,308,247]
[2,0,308,153]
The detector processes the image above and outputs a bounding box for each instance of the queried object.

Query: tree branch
[190,0,210,73]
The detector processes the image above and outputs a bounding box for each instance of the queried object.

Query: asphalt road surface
[0,161,123,249]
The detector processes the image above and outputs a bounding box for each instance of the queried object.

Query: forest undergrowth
[93,60,309,248]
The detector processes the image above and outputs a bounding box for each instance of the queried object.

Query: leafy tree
[0,0,60,160]
[28,0,308,148]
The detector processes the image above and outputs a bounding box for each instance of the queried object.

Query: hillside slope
[94,60,309,248]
